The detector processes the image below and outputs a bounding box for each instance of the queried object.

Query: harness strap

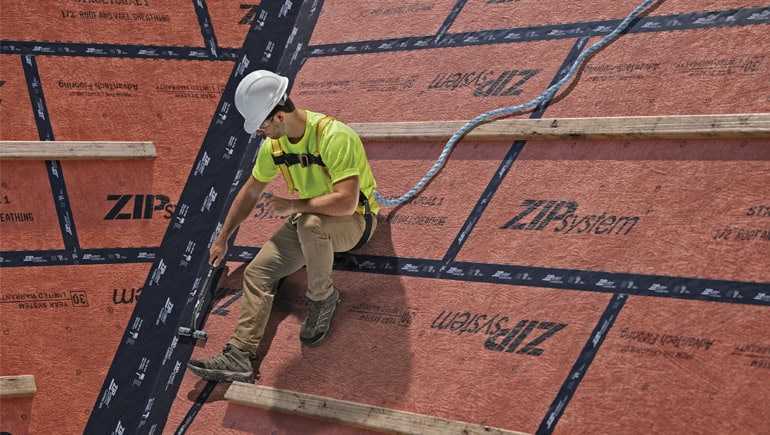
[270,115,375,230]
[273,153,325,168]
[270,139,294,192]
[350,191,373,251]
[270,115,335,192]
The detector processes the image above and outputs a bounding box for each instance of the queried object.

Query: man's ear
[275,112,285,123]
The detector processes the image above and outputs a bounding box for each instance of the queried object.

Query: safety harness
[269,115,373,251]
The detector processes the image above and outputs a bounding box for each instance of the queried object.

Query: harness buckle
[299,154,310,167]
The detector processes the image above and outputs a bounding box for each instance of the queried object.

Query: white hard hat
[234,70,289,134]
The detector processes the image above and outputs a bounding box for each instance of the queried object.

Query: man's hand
[260,176,359,217]
[209,238,228,267]
[265,194,297,217]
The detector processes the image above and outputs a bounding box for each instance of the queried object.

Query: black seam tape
[439,37,589,269]
[20,55,81,255]
[536,294,628,434]
[192,0,220,58]
[308,7,770,57]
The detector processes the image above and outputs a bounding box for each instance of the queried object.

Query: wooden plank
[350,113,770,142]
[0,375,36,398]
[225,382,529,435]
[0,141,156,160]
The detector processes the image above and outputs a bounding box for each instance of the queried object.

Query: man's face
[257,112,284,139]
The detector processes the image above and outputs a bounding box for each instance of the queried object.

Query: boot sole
[187,363,254,383]
[300,330,329,347]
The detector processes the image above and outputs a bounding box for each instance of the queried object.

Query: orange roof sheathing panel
[457,138,770,283]
[548,27,770,117]
[293,39,577,123]
[557,297,770,434]
[0,55,37,140]
[0,0,204,47]
[0,161,64,251]
[451,0,766,33]
[34,56,231,249]
[0,264,150,434]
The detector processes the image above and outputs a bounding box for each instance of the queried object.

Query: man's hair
[267,96,295,120]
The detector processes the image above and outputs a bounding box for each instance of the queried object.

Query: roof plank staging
[353,113,770,142]
[0,375,37,398]
[0,141,156,160]
[226,382,531,435]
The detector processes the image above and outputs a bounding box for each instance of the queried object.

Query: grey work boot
[300,288,341,347]
[187,344,256,383]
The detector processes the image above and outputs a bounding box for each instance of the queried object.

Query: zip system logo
[104,194,176,220]
[501,199,641,236]
[427,68,540,97]
[431,310,567,356]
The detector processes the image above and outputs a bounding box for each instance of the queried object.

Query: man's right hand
[207,176,267,267]
[209,238,228,267]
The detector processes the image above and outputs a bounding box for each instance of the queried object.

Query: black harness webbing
[270,116,374,251]
[351,191,373,251]
[273,154,373,251]
[272,153,325,168]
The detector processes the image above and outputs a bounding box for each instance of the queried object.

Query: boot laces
[205,344,239,370]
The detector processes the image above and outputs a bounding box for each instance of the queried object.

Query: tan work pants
[229,212,375,354]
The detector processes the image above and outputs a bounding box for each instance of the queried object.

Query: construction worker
[188,70,379,382]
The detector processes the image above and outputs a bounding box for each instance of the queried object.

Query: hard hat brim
[244,118,260,135]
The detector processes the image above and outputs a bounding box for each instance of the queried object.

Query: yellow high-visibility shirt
[252,110,380,215]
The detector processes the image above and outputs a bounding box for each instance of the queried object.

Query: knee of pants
[297,213,325,238]
[243,262,279,294]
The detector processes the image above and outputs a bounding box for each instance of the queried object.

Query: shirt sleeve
[251,139,279,182]
[320,129,361,184]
